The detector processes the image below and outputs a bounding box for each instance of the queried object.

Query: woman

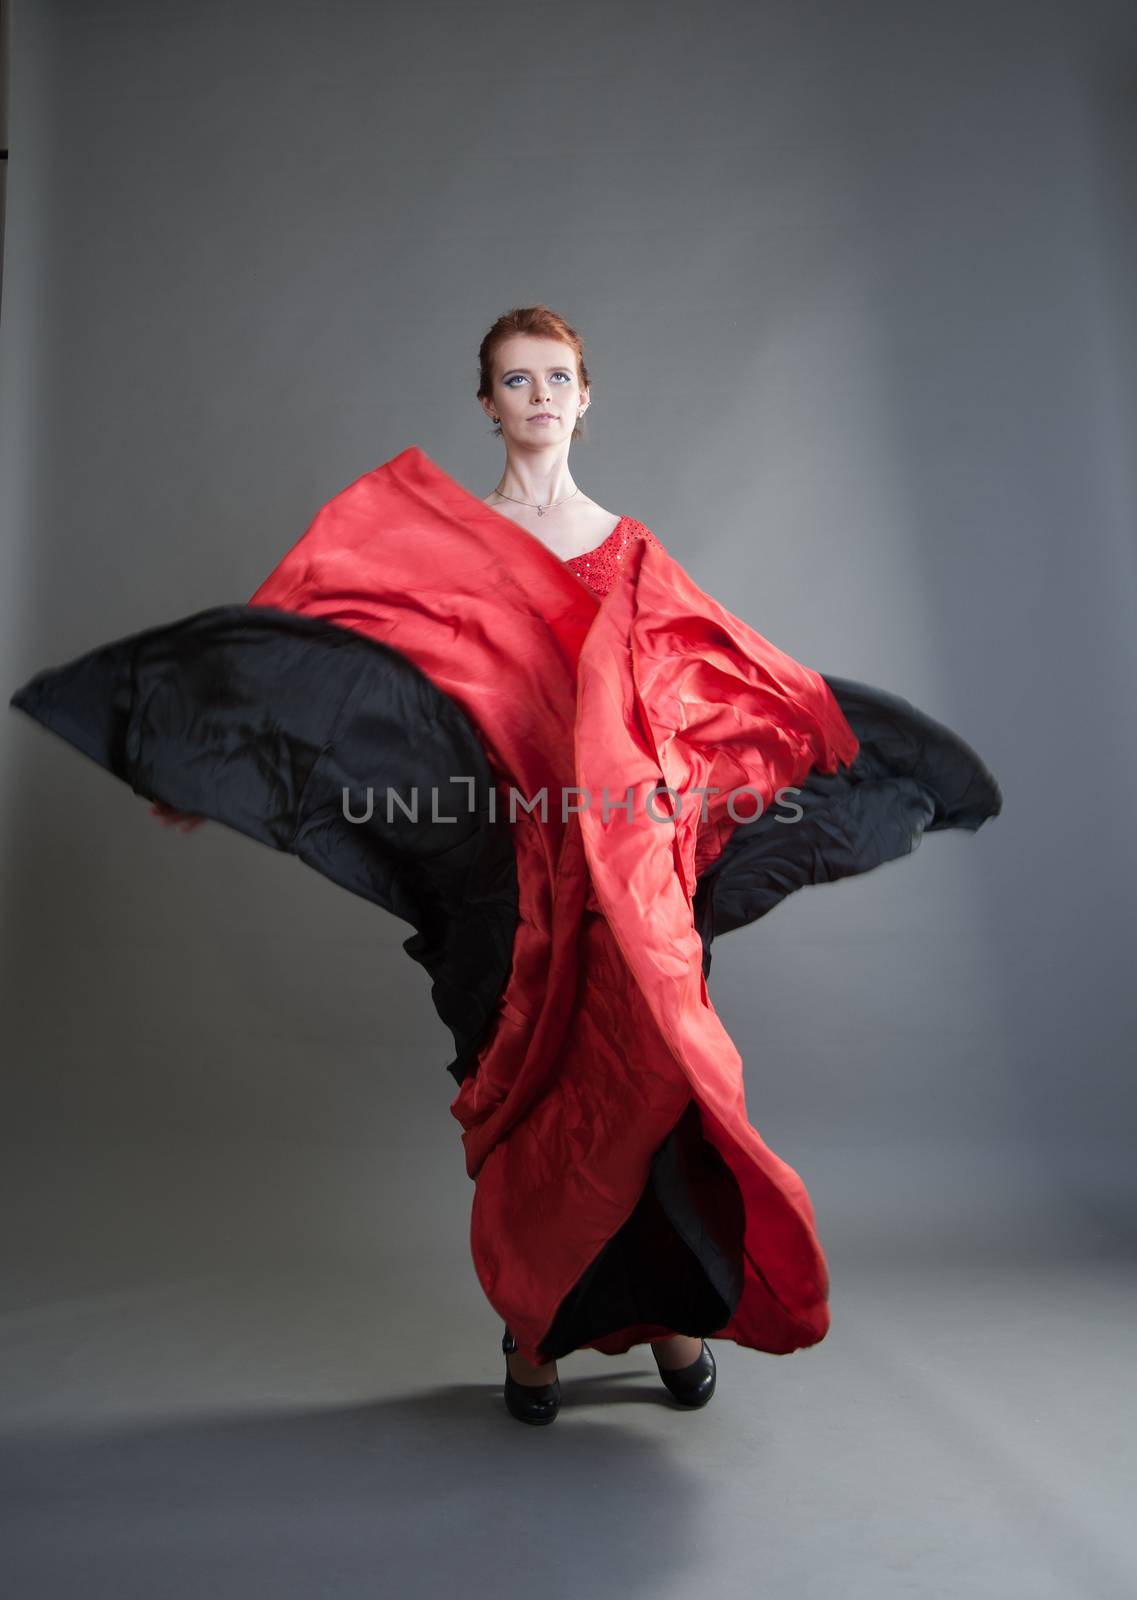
[12,305,1002,1429]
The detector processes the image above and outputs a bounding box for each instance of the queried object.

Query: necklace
[491,485,582,518]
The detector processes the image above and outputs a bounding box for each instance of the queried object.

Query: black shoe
[502,1325,561,1425]
[652,1337,717,1407]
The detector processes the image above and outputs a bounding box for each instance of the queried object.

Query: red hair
[476,305,591,441]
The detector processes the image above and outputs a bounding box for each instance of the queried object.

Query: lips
[529,414,556,422]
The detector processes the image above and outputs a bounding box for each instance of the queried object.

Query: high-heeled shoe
[651,1336,717,1407]
[502,1325,561,1425]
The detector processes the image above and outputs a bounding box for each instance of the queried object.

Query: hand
[149,799,206,833]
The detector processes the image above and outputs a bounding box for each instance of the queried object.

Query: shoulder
[620,515,663,548]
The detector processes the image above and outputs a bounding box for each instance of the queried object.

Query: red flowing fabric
[248,446,860,1366]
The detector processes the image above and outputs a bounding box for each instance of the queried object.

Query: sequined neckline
[562,516,627,565]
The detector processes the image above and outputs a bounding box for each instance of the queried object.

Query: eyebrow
[500,366,572,377]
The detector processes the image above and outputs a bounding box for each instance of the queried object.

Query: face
[483,334,589,443]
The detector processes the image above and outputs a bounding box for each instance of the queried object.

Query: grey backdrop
[1,2,1134,1596]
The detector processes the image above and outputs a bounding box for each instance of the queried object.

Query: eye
[503,372,573,387]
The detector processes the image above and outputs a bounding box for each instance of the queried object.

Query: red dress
[9,447,1002,1369]
[561,515,662,596]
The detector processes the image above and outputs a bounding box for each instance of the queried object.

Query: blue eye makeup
[503,371,573,387]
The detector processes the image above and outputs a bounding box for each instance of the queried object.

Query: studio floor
[1,1240,1132,1598]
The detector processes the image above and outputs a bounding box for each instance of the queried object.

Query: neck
[493,450,578,508]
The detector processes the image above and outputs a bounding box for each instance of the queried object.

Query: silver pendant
[537,506,545,516]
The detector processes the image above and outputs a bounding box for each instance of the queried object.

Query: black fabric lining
[693,673,1003,977]
[9,603,517,1085]
[540,1098,746,1360]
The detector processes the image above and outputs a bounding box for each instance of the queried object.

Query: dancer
[10,304,1002,1427]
